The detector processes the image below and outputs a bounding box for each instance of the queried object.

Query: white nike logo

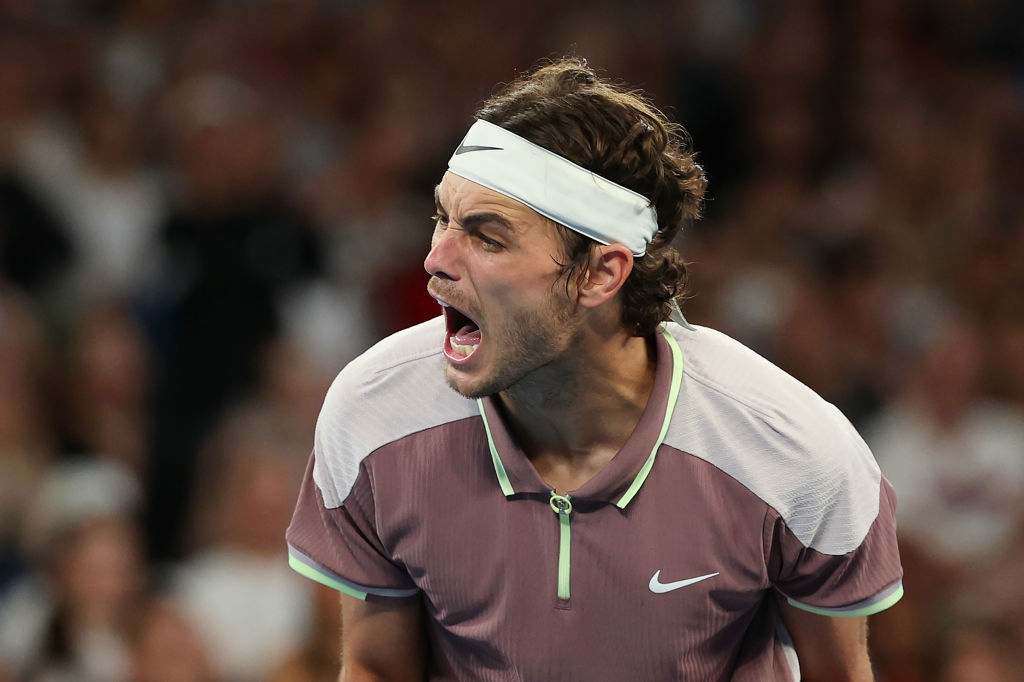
[648,570,720,594]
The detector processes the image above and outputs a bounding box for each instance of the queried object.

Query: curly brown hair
[474,57,707,337]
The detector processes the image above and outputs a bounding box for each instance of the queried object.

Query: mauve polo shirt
[287,317,903,681]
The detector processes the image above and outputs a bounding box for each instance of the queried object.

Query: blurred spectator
[40,84,167,304]
[169,407,313,682]
[143,71,322,561]
[0,292,56,590]
[56,304,152,475]
[0,34,75,300]
[128,598,215,682]
[0,171,74,300]
[937,623,1023,682]
[0,460,143,682]
[268,583,342,682]
[251,338,332,440]
[866,318,1024,570]
[865,318,1024,679]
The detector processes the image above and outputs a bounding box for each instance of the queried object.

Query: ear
[577,244,634,310]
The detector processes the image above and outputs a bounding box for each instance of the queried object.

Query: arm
[339,592,426,682]
[777,595,874,682]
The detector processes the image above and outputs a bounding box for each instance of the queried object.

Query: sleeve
[286,453,419,601]
[764,476,904,618]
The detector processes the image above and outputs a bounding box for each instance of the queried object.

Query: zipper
[549,491,572,601]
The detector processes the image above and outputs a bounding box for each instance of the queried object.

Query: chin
[444,364,512,399]
[444,369,492,399]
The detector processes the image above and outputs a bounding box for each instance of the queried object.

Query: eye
[477,233,504,250]
[431,213,449,227]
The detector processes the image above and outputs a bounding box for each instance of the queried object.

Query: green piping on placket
[557,510,571,599]
[550,491,572,600]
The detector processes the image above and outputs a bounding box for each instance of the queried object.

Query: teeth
[449,336,479,357]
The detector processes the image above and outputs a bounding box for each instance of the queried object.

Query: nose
[423,227,459,281]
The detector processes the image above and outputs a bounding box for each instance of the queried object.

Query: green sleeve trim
[288,554,368,600]
[616,326,684,509]
[478,398,515,496]
[786,583,904,618]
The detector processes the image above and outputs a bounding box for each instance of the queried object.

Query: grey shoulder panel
[313,317,478,507]
[662,323,882,555]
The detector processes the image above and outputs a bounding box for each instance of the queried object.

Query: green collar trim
[615,325,683,509]
[479,325,684,503]
[479,398,515,496]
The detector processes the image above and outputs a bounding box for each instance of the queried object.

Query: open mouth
[442,304,483,364]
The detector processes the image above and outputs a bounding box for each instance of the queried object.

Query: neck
[497,330,657,491]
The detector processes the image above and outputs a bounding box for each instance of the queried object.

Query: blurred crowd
[0,0,1021,680]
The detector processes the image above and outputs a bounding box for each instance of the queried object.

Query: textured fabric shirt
[286,317,903,681]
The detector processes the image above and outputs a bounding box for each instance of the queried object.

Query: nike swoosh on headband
[454,144,503,155]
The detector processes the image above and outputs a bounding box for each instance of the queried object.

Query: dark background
[0,0,1022,680]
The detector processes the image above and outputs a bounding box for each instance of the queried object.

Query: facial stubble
[444,290,579,400]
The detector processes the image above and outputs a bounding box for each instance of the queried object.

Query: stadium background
[0,0,1022,679]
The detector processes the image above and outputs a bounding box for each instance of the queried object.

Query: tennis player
[287,58,903,681]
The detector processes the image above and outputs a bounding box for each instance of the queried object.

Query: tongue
[454,323,482,344]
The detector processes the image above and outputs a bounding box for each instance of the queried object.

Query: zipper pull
[549,491,572,516]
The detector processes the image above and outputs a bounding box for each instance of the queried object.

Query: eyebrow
[433,185,517,234]
[461,212,515,234]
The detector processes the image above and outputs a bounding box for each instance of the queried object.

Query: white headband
[446,119,658,256]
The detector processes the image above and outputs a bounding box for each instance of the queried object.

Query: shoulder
[313,317,479,507]
[662,323,882,555]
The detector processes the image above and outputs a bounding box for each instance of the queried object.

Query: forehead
[437,172,542,224]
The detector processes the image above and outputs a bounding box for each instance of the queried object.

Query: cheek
[489,283,568,330]
[472,253,566,322]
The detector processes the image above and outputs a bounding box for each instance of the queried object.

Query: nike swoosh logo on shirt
[454,144,503,155]
[648,570,720,594]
